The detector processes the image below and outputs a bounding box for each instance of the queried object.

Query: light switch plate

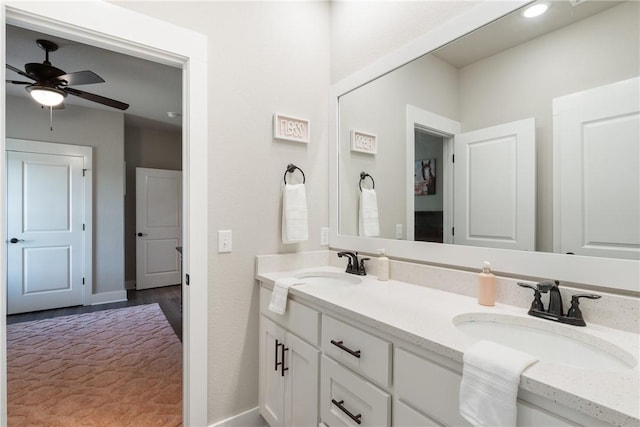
[218,230,232,253]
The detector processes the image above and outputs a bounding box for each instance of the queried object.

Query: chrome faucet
[337,251,369,276]
[518,280,601,326]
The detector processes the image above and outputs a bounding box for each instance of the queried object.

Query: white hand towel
[268,277,303,315]
[359,188,380,237]
[282,183,308,244]
[459,340,538,427]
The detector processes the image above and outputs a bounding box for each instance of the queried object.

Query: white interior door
[453,118,536,250]
[553,77,639,260]
[136,167,182,290]
[7,149,86,314]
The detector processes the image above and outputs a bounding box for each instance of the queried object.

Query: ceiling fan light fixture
[26,85,66,106]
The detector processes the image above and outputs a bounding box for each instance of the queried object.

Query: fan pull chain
[49,106,54,131]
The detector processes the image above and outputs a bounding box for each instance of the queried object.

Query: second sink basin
[295,271,362,286]
[454,313,637,372]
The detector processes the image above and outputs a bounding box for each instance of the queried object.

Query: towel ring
[359,172,375,191]
[284,163,306,184]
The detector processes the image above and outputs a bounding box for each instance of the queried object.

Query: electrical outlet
[396,224,403,239]
[320,227,329,245]
[218,230,232,253]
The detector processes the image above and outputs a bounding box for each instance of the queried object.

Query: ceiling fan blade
[57,70,105,86]
[6,64,35,81]
[64,87,129,111]
[6,80,31,85]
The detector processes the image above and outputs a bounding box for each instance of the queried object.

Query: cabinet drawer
[321,315,391,387]
[260,285,320,346]
[394,400,443,427]
[321,355,390,427]
[395,348,576,427]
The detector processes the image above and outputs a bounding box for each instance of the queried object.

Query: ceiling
[433,0,621,69]
[5,24,182,130]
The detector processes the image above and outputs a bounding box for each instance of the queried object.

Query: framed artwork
[415,159,436,196]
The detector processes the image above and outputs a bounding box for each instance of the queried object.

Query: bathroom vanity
[256,253,639,427]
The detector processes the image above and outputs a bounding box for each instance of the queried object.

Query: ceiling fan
[6,39,129,111]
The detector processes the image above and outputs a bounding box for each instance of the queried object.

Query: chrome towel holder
[359,172,375,191]
[284,163,305,184]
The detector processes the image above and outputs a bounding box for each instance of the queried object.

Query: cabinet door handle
[330,340,361,358]
[275,339,282,371]
[331,399,362,425]
[280,344,289,377]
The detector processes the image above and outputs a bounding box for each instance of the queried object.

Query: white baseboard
[88,290,128,306]
[210,407,266,427]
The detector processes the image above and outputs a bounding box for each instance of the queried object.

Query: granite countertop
[256,266,640,426]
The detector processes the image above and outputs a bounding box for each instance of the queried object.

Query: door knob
[9,238,24,244]
[137,232,148,237]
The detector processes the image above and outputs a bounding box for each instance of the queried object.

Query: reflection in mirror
[338,0,639,260]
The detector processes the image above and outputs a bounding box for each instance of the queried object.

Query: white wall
[6,95,125,296]
[339,54,458,237]
[112,1,330,423]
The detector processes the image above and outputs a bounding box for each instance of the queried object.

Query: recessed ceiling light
[522,3,549,18]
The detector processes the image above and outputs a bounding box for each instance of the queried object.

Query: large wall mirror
[329,0,639,292]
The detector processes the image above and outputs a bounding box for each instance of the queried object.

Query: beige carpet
[7,304,182,427]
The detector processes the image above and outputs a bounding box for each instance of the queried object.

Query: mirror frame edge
[328,0,640,293]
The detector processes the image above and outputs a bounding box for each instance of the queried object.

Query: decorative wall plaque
[273,113,310,143]
[351,130,377,154]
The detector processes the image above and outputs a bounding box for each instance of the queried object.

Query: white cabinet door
[259,314,319,427]
[454,118,536,250]
[260,316,287,427]
[286,332,320,427]
[553,77,639,260]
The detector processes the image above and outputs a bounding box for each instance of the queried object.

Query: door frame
[6,138,93,308]
[405,105,459,243]
[1,3,209,426]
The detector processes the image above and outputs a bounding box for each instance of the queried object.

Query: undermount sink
[295,271,362,286]
[454,313,637,372]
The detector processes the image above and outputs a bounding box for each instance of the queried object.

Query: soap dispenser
[477,261,496,306]
[377,249,389,281]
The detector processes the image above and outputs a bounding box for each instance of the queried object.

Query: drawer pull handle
[331,340,361,358]
[332,399,362,425]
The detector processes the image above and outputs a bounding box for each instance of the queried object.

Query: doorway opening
[414,128,445,243]
[1,3,208,425]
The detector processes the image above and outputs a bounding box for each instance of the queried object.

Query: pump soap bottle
[478,261,496,306]
[377,249,389,281]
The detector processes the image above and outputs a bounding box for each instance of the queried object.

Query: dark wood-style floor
[7,285,183,341]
